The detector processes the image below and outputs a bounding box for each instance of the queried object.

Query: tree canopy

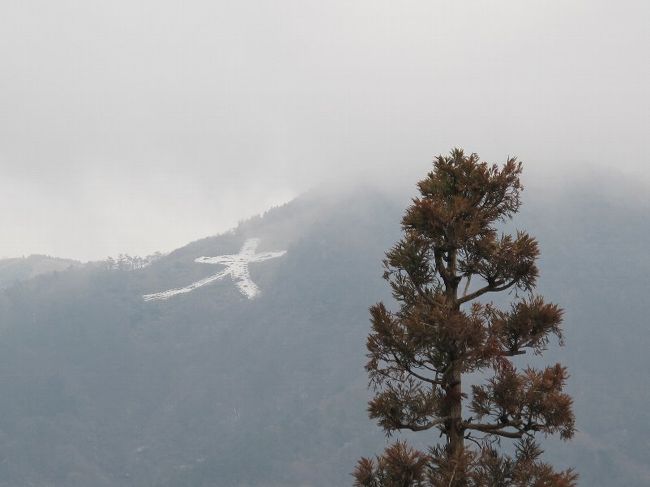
[354,149,576,486]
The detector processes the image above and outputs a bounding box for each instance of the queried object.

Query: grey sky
[1,0,648,261]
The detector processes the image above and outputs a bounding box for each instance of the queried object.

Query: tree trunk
[448,365,464,458]
[446,249,464,478]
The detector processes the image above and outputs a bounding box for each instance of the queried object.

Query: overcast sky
[1,0,648,261]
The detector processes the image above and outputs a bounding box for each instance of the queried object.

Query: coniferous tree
[354,150,576,486]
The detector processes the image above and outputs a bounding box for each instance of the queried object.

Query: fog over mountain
[1,1,648,485]
[1,0,648,260]
[0,180,648,486]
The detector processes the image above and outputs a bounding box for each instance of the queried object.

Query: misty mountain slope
[0,255,81,290]
[519,188,650,485]
[0,185,648,486]
[0,189,403,487]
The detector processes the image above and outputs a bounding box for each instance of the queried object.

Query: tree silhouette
[354,150,576,486]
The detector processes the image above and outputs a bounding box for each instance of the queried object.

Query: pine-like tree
[354,150,577,486]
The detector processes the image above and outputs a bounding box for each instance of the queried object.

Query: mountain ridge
[0,185,647,486]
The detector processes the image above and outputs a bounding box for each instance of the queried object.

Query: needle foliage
[354,149,576,487]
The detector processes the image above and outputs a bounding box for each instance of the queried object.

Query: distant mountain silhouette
[0,254,81,290]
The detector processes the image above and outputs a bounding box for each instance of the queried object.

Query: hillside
[0,185,647,486]
[0,255,81,290]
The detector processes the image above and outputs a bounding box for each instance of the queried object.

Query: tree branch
[462,274,472,298]
[434,249,450,286]
[396,416,449,432]
[464,418,543,439]
[457,279,517,304]
[498,349,526,357]
[390,352,443,385]
[463,422,524,439]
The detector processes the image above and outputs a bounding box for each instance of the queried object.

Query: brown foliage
[354,149,576,486]
[354,441,429,487]
[356,440,578,487]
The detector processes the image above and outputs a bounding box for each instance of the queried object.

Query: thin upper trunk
[445,249,464,462]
